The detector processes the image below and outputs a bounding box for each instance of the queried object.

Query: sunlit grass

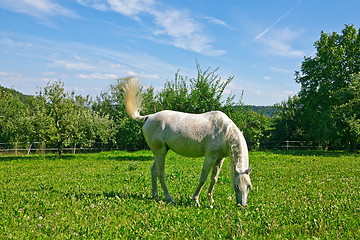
[1,151,359,239]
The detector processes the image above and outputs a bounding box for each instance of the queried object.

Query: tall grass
[1,151,359,239]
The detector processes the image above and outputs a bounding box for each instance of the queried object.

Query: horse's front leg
[192,155,216,207]
[207,158,225,204]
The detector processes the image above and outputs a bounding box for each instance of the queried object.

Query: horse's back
[143,110,230,157]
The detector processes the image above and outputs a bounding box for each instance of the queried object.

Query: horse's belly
[166,139,206,157]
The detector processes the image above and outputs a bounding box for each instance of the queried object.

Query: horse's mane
[213,114,248,172]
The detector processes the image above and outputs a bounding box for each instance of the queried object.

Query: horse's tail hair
[119,77,147,121]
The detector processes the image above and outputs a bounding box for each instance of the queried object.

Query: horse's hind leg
[207,158,225,204]
[154,149,174,204]
[151,160,159,200]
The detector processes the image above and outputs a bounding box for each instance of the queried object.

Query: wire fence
[0,140,336,156]
[0,142,115,155]
[259,140,331,151]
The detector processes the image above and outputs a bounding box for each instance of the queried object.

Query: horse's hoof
[236,203,246,208]
[165,197,174,203]
[152,193,159,200]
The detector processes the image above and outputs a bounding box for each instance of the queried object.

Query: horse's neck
[229,129,249,172]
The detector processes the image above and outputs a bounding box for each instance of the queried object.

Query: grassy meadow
[1,150,359,239]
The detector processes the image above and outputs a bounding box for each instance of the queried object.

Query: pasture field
[1,150,359,239]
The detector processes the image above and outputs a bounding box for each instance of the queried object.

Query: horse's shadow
[66,190,152,202]
[66,190,197,207]
[108,156,153,162]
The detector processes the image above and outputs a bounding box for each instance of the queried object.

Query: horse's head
[233,166,252,207]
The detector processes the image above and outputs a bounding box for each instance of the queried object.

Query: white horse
[121,77,252,207]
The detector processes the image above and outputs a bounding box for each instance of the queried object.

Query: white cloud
[127,71,159,79]
[78,0,225,56]
[78,73,119,79]
[77,0,108,11]
[151,9,226,55]
[0,0,77,18]
[78,0,154,16]
[0,71,40,92]
[107,0,154,16]
[266,39,304,57]
[109,63,124,69]
[152,9,198,39]
[42,71,56,76]
[269,66,292,74]
[257,27,305,58]
[41,77,57,83]
[271,90,298,99]
[204,16,233,30]
[264,76,272,80]
[0,72,22,78]
[52,60,94,70]
[0,37,32,48]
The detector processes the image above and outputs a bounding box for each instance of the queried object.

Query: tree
[38,81,80,155]
[295,24,360,149]
[157,62,235,113]
[333,73,360,151]
[0,90,30,143]
[37,81,115,155]
[271,95,304,142]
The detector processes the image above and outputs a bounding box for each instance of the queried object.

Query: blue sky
[1,0,359,105]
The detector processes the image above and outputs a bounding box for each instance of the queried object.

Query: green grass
[1,151,359,239]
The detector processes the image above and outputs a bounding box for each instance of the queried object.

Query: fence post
[286,140,289,151]
[27,143,32,156]
[40,142,45,155]
[15,142,18,155]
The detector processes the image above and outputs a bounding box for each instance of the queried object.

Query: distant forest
[0,85,276,117]
[246,105,277,117]
[0,85,32,103]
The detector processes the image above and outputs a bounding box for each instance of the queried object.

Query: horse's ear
[245,166,252,175]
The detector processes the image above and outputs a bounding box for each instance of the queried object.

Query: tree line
[1,25,359,153]
[0,62,272,155]
[272,24,360,151]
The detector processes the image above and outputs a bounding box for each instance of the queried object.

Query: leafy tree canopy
[294,24,360,150]
[157,61,235,114]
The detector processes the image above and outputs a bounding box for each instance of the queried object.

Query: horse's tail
[120,77,147,121]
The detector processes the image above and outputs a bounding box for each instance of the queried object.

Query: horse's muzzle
[234,186,247,207]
